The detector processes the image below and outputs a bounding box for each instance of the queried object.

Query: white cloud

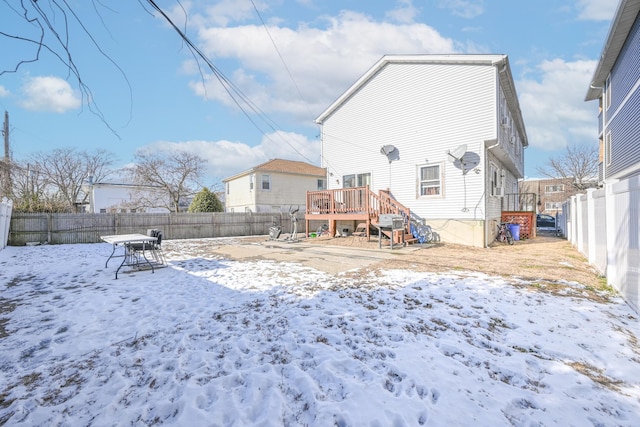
[176,3,601,168]
[0,86,9,97]
[194,0,261,27]
[19,76,81,113]
[386,0,420,24]
[191,10,457,122]
[437,0,485,19]
[141,131,320,183]
[517,59,598,151]
[575,0,618,21]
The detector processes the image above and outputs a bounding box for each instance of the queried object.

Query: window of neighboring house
[605,131,612,166]
[100,208,107,214]
[130,209,136,213]
[226,182,229,195]
[342,173,371,188]
[545,202,562,210]
[544,184,564,193]
[249,174,254,191]
[261,174,271,191]
[605,75,611,111]
[317,179,326,190]
[418,164,442,196]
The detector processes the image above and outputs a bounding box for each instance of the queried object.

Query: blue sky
[0,0,619,187]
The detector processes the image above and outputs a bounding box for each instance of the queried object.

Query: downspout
[484,56,509,247]
[484,139,500,248]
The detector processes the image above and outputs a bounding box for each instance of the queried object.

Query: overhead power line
[145,0,315,164]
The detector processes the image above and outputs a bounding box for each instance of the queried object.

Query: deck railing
[306,187,373,216]
[306,187,411,222]
[306,187,414,243]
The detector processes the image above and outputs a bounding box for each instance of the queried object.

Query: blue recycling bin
[508,224,521,241]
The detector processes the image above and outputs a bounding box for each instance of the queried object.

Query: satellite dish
[380,145,400,163]
[447,144,467,163]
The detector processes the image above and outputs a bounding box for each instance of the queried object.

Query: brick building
[519,177,576,215]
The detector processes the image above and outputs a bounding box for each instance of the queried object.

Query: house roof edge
[585,0,640,101]
[315,54,509,124]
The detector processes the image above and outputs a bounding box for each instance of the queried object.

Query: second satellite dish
[447,144,467,163]
[446,144,480,174]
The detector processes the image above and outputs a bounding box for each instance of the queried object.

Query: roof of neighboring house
[314,54,528,147]
[585,0,640,101]
[223,159,326,182]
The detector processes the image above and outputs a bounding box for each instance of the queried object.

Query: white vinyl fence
[0,197,13,250]
[562,175,640,313]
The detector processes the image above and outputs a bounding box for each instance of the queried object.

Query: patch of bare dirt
[302,231,607,292]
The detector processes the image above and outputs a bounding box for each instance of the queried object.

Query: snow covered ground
[1,238,639,426]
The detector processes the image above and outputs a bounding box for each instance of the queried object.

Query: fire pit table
[372,214,405,250]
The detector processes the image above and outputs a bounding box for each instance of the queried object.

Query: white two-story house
[223,159,326,213]
[311,54,528,247]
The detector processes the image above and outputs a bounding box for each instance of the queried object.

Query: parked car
[536,214,556,229]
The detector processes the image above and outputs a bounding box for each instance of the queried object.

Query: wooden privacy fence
[1,197,13,250]
[8,212,308,246]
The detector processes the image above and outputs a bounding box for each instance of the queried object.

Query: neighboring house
[83,181,170,213]
[223,159,326,213]
[585,0,640,183]
[312,54,528,247]
[581,0,640,312]
[520,177,577,216]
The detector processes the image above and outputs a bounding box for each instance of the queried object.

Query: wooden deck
[304,187,412,242]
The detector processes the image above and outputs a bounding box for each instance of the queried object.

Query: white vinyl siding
[226,171,324,213]
[225,174,256,212]
[321,62,495,220]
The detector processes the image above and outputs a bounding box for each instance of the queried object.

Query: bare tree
[9,158,95,212]
[536,144,599,191]
[30,148,116,212]
[130,150,206,213]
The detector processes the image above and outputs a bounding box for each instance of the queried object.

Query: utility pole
[1,111,10,197]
